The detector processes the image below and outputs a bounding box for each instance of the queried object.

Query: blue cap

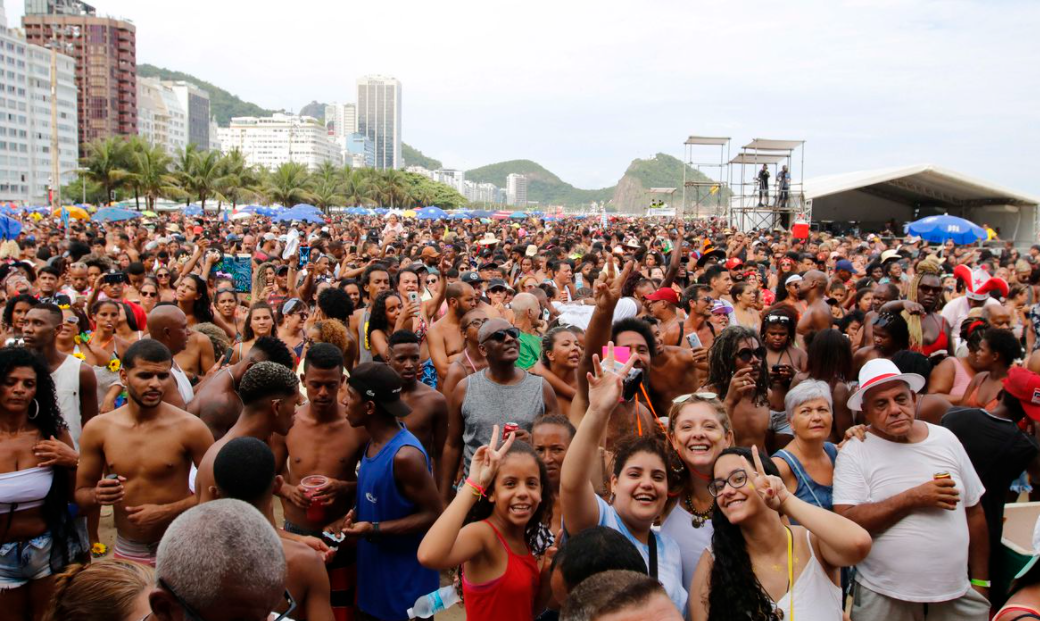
[835,259,854,272]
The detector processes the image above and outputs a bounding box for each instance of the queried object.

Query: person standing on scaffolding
[757,163,770,206]
[778,164,791,208]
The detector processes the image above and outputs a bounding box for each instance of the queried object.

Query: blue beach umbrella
[906,215,986,245]
[93,207,141,223]
[416,206,448,220]
[0,215,22,239]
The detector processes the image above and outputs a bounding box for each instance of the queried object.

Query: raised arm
[660,224,684,289]
[573,260,633,426]
[560,344,634,534]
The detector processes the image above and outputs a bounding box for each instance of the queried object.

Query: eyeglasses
[482,327,520,343]
[466,318,488,329]
[735,347,766,363]
[765,315,791,324]
[158,578,296,621]
[708,468,749,497]
[672,392,718,404]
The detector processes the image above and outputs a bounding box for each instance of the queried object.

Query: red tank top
[912,321,949,357]
[462,520,540,621]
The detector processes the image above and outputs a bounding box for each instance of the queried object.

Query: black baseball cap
[460,271,483,285]
[488,278,511,292]
[347,363,411,418]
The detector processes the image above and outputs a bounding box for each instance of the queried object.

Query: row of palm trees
[71,137,468,212]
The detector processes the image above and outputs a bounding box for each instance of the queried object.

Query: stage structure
[682,136,730,219]
[729,139,808,231]
[645,187,677,217]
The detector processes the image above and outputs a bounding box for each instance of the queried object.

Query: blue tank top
[773,443,838,523]
[356,426,440,620]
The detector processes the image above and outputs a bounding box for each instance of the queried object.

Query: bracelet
[970,578,990,588]
[465,478,486,498]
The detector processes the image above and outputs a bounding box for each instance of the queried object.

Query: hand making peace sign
[469,424,517,490]
[749,445,791,513]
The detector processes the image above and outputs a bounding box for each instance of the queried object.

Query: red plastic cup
[300,475,329,523]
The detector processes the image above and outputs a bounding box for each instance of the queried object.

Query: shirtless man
[211,437,334,621]
[680,284,717,351]
[270,343,368,621]
[348,264,391,364]
[147,305,209,407]
[704,327,776,453]
[386,330,448,476]
[862,282,899,344]
[439,308,488,397]
[645,287,683,347]
[427,282,479,385]
[75,339,213,566]
[194,361,299,503]
[795,269,833,345]
[187,336,294,441]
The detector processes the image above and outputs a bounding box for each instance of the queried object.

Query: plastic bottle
[407,585,461,619]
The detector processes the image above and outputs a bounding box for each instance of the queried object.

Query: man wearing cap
[943,266,1006,352]
[645,287,683,347]
[419,245,440,269]
[340,362,442,621]
[834,258,855,285]
[834,358,990,620]
[439,318,559,502]
[485,277,514,322]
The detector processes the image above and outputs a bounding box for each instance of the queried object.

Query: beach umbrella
[415,207,448,220]
[26,206,50,215]
[491,210,512,220]
[184,204,204,216]
[53,205,89,220]
[230,211,254,221]
[93,207,142,223]
[291,203,321,213]
[469,209,493,218]
[402,209,418,218]
[906,215,986,245]
[274,210,324,224]
[510,211,527,219]
[0,215,22,240]
[142,210,159,218]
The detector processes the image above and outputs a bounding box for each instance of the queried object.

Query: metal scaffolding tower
[729,139,809,231]
[681,136,730,219]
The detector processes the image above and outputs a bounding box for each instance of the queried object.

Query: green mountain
[299,101,326,121]
[610,153,728,214]
[402,144,442,170]
[137,64,280,125]
[465,160,615,206]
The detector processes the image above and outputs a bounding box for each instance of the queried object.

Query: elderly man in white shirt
[834,358,990,620]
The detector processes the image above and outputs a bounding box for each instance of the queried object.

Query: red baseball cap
[644,287,679,305]
[1003,367,1040,421]
[724,257,743,270]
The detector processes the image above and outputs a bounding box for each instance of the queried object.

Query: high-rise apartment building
[0,5,78,203]
[217,113,341,172]
[163,81,209,149]
[324,102,356,139]
[356,75,401,170]
[507,173,528,207]
[137,77,187,156]
[22,0,136,155]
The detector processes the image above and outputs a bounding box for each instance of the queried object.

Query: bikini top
[0,466,54,514]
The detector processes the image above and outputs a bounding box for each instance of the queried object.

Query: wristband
[970,579,990,588]
[465,478,486,498]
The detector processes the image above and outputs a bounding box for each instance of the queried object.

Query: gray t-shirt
[461,368,545,473]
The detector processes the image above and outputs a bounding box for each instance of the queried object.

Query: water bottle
[407,585,461,618]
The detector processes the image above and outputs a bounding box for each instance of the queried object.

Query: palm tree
[263,162,314,207]
[218,149,261,213]
[81,138,128,205]
[127,144,180,211]
[378,169,409,208]
[172,145,199,207]
[187,150,225,211]
[341,167,375,207]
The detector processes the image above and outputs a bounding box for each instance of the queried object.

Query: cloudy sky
[10,0,1039,194]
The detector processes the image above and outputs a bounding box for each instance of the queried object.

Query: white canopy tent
[804,164,1040,244]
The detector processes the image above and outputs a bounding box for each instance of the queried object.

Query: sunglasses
[483,327,520,343]
[735,347,766,363]
[140,291,157,298]
[708,468,750,498]
[156,273,171,279]
[157,578,296,621]
[672,391,718,404]
[765,315,791,324]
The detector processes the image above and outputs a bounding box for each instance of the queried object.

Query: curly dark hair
[873,312,910,353]
[466,441,553,552]
[182,274,214,324]
[806,328,852,384]
[611,434,669,479]
[0,347,82,570]
[3,293,38,330]
[982,327,1022,367]
[610,318,657,359]
[708,326,768,405]
[706,446,784,621]
[367,290,402,347]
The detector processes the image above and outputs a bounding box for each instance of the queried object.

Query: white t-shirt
[594,495,687,612]
[941,295,1001,351]
[832,423,984,602]
[660,503,713,590]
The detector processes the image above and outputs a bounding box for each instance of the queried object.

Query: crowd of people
[2,208,1040,620]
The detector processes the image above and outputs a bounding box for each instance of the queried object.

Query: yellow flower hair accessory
[72,352,85,360]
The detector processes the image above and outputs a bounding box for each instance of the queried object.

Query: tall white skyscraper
[507,174,529,207]
[356,75,401,170]
[0,7,79,203]
[217,114,341,172]
[162,81,211,150]
[324,102,356,138]
[137,77,188,156]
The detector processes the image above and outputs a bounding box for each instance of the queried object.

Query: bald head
[799,269,827,301]
[148,305,190,355]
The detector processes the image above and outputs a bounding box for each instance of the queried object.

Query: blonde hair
[45,560,153,621]
[666,394,731,436]
[906,258,944,349]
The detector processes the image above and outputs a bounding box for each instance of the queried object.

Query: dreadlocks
[707,325,769,406]
[905,258,944,350]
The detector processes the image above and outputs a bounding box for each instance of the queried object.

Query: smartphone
[103,272,125,284]
[407,291,420,305]
[685,332,702,349]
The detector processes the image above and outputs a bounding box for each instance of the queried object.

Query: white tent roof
[804,164,1040,208]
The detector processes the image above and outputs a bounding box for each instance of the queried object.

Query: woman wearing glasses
[687,446,871,621]
[760,307,806,374]
[137,279,161,316]
[660,393,733,592]
[276,299,309,364]
[154,268,176,303]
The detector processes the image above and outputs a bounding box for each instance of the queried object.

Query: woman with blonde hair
[45,560,153,621]
[879,258,951,358]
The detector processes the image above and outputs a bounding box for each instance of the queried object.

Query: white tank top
[171,362,195,405]
[774,529,843,621]
[52,355,82,449]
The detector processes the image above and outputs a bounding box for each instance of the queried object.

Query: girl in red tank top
[418,427,554,621]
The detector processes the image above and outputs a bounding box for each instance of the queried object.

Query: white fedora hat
[847,358,925,412]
